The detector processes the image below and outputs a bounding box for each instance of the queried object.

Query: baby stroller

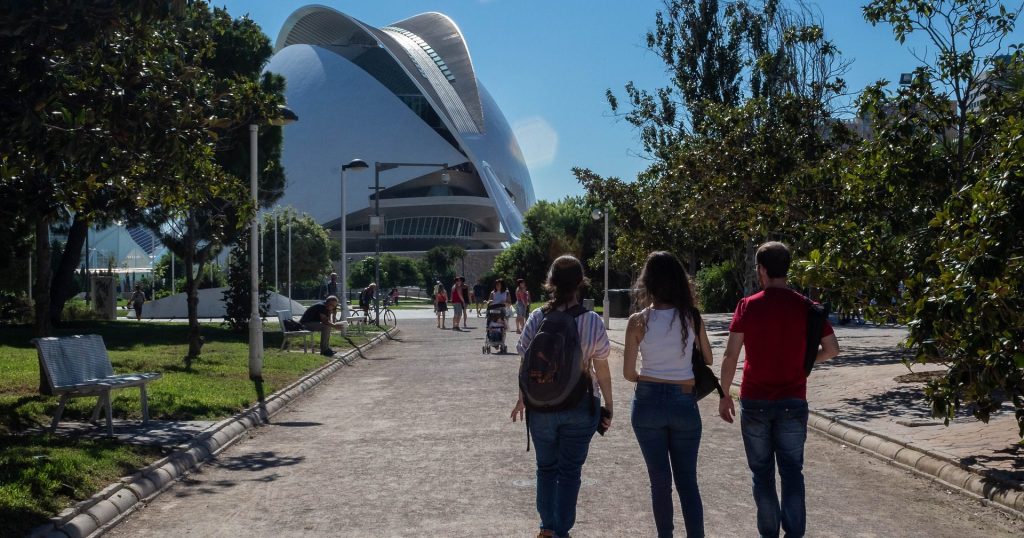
[482,302,508,354]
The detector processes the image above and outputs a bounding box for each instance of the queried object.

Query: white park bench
[276,310,313,353]
[33,334,162,436]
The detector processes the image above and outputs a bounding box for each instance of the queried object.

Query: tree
[140,6,286,364]
[0,0,225,336]
[348,255,422,291]
[222,228,271,332]
[591,0,850,293]
[421,245,467,288]
[260,209,337,290]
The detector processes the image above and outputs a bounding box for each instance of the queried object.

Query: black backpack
[804,298,828,376]
[519,304,592,413]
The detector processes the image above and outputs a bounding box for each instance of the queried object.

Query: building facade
[266,6,535,252]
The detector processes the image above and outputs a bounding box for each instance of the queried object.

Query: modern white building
[265,6,536,252]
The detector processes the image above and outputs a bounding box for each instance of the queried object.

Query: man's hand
[719,396,736,423]
[510,399,525,422]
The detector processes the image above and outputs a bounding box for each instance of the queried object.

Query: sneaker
[536,531,554,538]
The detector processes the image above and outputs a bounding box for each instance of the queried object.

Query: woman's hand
[510,399,526,422]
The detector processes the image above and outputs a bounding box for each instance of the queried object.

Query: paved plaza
[105,316,1024,537]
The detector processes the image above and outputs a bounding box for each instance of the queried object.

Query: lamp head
[591,208,603,221]
[343,159,369,171]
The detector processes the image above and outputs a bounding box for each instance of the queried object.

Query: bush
[0,293,32,325]
[695,261,742,313]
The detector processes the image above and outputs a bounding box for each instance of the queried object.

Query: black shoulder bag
[690,309,725,401]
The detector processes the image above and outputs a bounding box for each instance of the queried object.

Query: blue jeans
[740,398,809,538]
[631,382,704,537]
[529,396,600,537]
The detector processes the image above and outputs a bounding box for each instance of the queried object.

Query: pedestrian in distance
[490,278,511,309]
[515,278,530,334]
[511,255,613,538]
[130,284,146,321]
[451,276,467,331]
[300,295,344,356]
[327,273,339,321]
[434,282,448,329]
[718,241,840,538]
[359,282,376,318]
[460,278,471,328]
[623,251,712,537]
[474,279,486,316]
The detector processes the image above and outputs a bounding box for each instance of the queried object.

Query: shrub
[695,261,742,313]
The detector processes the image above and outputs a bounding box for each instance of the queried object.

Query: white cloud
[512,116,558,169]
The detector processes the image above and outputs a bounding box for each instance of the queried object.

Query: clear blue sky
[216,0,1023,202]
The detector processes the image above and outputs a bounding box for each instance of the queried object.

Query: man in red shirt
[718,242,840,538]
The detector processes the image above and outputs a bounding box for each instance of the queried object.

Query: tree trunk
[33,215,53,338]
[740,239,759,297]
[49,216,88,325]
[184,244,204,368]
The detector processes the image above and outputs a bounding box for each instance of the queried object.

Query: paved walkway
[605,314,1024,489]
[107,319,1023,537]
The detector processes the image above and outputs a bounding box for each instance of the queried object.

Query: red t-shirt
[728,287,834,401]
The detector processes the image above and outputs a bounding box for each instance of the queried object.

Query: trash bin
[607,289,632,318]
[582,298,595,311]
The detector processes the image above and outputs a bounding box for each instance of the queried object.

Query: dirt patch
[895,370,946,383]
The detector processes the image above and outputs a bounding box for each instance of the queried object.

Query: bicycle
[369,295,398,328]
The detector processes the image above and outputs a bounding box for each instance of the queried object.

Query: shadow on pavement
[211,451,304,472]
[270,421,322,428]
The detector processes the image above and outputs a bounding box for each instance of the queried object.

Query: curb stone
[606,338,1024,520]
[28,327,399,538]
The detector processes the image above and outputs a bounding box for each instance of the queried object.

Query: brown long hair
[632,251,699,341]
[543,255,589,311]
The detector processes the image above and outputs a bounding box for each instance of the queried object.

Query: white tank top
[639,308,695,381]
[491,290,509,304]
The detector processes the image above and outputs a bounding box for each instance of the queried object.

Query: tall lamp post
[249,107,298,383]
[372,162,448,324]
[340,159,369,321]
[591,207,610,328]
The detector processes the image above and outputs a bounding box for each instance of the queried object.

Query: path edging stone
[606,338,1024,520]
[29,327,399,538]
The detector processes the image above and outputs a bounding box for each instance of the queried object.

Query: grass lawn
[0,319,379,535]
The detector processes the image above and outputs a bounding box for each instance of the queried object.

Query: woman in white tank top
[623,251,713,537]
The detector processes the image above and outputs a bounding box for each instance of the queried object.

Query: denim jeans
[631,382,704,537]
[528,396,600,537]
[740,398,809,538]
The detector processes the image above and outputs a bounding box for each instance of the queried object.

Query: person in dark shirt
[300,296,342,356]
[359,283,377,317]
[474,280,485,316]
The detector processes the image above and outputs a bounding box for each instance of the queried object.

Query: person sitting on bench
[301,296,343,356]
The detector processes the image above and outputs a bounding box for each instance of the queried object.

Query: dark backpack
[518,304,592,413]
[804,298,828,376]
[283,318,304,332]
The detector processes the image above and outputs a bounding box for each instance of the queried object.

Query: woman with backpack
[623,251,713,537]
[511,255,613,538]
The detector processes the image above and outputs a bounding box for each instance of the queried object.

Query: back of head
[544,255,588,310]
[755,241,791,279]
[633,251,696,314]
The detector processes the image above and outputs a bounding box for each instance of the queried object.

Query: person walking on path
[300,295,344,356]
[327,273,339,321]
[718,241,841,538]
[434,282,448,329]
[514,278,530,334]
[130,284,146,321]
[489,278,511,309]
[451,277,467,331]
[622,251,713,537]
[474,279,486,316]
[511,255,614,538]
[460,279,471,328]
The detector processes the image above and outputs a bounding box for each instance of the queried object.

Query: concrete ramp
[142,288,306,319]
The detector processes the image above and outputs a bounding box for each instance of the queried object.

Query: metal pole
[84,230,90,301]
[287,220,292,299]
[373,163,380,325]
[274,210,279,291]
[340,168,348,320]
[603,210,610,328]
[171,249,175,295]
[248,124,263,381]
[28,246,32,300]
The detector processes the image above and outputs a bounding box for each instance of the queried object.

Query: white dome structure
[266,6,535,251]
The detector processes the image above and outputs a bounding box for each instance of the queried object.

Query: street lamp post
[372,162,448,324]
[592,208,610,328]
[340,159,369,322]
[287,220,292,299]
[249,107,298,383]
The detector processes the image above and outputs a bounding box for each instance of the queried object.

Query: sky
[215,0,1024,202]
